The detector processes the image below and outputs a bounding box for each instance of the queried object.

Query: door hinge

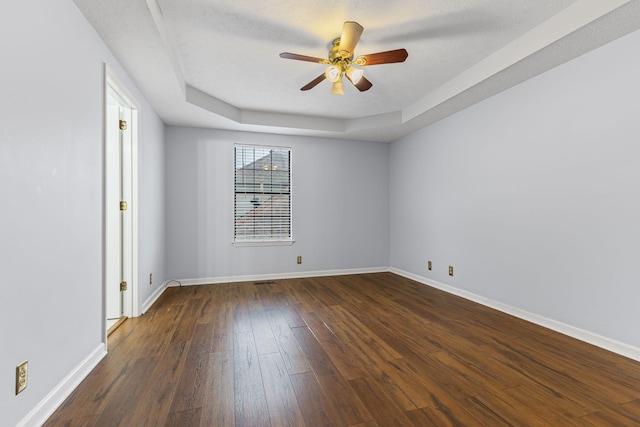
[120,281,127,291]
[119,120,127,131]
[120,201,128,211]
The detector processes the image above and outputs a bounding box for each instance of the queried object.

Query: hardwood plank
[624,399,640,412]
[478,342,596,416]
[494,384,589,426]
[488,338,627,412]
[616,360,640,381]
[429,350,511,396]
[142,304,186,346]
[259,352,307,426]
[509,337,640,404]
[386,357,482,418]
[169,298,204,344]
[252,308,280,355]
[275,283,310,316]
[380,358,443,410]
[169,323,213,413]
[253,282,281,311]
[292,326,373,425]
[272,288,307,328]
[355,314,442,359]
[322,304,403,361]
[234,331,270,427]
[465,388,556,426]
[299,310,368,380]
[168,350,211,414]
[581,398,640,425]
[289,372,343,427]
[348,375,414,427]
[462,394,519,426]
[284,279,331,314]
[195,285,218,325]
[44,415,101,427]
[435,342,523,390]
[404,405,479,427]
[232,284,253,334]
[41,362,127,423]
[212,302,234,353]
[267,309,312,374]
[125,339,190,427]
[401,351,484,402]
[91,357,157,426]
[118,291,210,425]
[200,351,235,427]
[164,408,202,427]
[581,409,640,426]
[248,298,279,355]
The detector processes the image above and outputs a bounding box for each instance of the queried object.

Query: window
[234,145,292,244]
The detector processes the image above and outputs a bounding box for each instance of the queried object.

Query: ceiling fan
[280,21,408,95]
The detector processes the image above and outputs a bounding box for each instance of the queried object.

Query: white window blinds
[234,145,292,242]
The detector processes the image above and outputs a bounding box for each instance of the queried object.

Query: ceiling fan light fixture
[281,21,408,94]
[346,66,364,84]
[331,79,344,95]
[325,65,341,83]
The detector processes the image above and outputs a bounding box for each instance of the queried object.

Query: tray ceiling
[73,0,640,142]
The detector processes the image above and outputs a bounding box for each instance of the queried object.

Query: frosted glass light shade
[346,66,364,84]
[325,65,341,82]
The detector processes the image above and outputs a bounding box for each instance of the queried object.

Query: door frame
[103,65,140,343]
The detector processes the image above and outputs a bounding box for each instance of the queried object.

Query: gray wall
[139,114,166,306]
[0,1,165,425]
[390,27,640,348]
[165,128,390,280]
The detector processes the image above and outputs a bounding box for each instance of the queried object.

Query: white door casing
[104,65,140,341]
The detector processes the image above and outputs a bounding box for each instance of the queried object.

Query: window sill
[233,240,295,247]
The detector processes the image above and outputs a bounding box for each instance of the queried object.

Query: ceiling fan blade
[338,21,364,57]
[280,52,329,64]
[347,75,373,92]
[300,73,327,91]
[354,49,408,66]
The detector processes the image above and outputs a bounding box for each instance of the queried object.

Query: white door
[106,88,133,329]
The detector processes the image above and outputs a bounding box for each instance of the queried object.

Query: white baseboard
[141,282,169,314]
[390,267,640,362]
[17,343,107,427]
[166,267,389,287]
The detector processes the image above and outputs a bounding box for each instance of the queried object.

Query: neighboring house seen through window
[234,145,292,243]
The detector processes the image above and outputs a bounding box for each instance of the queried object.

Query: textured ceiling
[73,0,640,142]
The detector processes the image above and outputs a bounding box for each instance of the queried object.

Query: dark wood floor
[44,273,640,426]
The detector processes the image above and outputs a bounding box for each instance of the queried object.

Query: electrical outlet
[449,266,454,276]
[428,260,432,271]
[297,256,302,265]
[149,273,153,285]
[16,361,28,395]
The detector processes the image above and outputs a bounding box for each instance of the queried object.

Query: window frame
[233,144,294,246]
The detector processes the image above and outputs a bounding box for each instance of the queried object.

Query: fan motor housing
[329,38,353,63]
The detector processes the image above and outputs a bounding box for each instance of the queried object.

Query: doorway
[105,66,139,338]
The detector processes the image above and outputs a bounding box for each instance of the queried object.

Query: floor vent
[254,280,278,285]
